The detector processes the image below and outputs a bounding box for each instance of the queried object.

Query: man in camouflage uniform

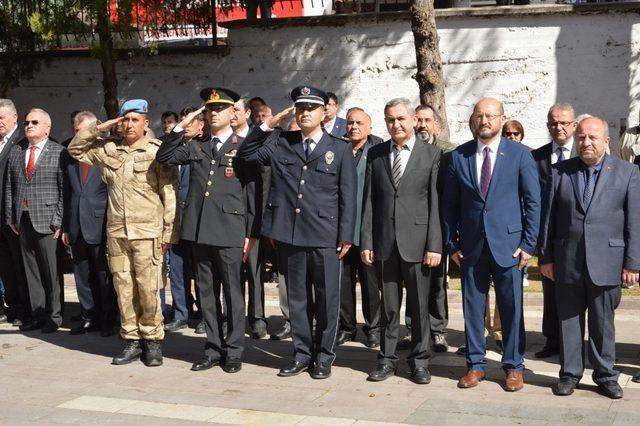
[68,99,178,366]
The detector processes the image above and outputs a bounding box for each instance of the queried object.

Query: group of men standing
[1,87,638,400]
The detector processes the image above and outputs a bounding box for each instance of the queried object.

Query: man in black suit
[532,103,578,359]
[156,88,259,374]
[0,99,29,326]
[5,108,65,333]
[539,116,640,399]
[237,86,357,379]
[361,98,442,385]
[62,111,114,337]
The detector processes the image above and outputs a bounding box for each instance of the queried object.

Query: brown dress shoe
[505,371,524,392]
[458,370,485,388]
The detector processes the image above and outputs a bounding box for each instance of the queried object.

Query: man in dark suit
[539,116,640,399]
[335,107,382,349]
[323,92,347,137]
[5,108,66,333]
[62,111,114,337]
[156,88,259,374]
[237,86,357,379]
[0,99,29,326]
[532,103,578,359]
[162,107,203,333]
[443,98,540,392]
[361,98,442,384]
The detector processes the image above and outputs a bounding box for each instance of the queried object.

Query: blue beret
[119,99,149,116]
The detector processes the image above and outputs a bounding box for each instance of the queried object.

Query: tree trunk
[96,1,119,119]
[410,0,450,139]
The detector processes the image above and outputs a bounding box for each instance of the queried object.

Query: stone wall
[8,5,640,147]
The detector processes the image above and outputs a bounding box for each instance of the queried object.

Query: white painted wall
[8,9,640,148]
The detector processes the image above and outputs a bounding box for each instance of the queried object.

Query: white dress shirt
[475,136,501,187]
[551,138,574,164]
[235,125,250,139]
[323,117,337,135]
[389,135,416,175]
[211,128,234,151]
[302,128,324,154]
[24,138,48,168]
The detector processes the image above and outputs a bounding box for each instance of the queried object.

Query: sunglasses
[504,132,521,137]
[23,120,39,126]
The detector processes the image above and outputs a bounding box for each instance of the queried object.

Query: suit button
[295,208,301,214]
[302,165,308,171]
[300,180,305,185]
[209,171,214,175]
[298,194,303,199]
[211,160,216,165]
[207,181,212,186]
[204,192,210,197]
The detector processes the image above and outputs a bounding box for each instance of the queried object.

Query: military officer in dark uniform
[156,87,259,374]
[237,86,357,379]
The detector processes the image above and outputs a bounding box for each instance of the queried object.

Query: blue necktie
[304,138,313,160]
[583,168,595,210]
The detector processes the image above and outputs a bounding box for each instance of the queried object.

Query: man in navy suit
[63,111,114,336]
[237,86,357,379]
[443,97,540,392]
[323,92,347,137]
[539,117,640,399]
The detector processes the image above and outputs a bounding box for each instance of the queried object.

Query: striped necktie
[392,144,405,187]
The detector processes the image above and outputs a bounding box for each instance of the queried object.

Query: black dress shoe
[12,318,23,327]
[310,362,331,379]
[19,320,43,331]
[598,380,623,399]
[112,340,142,365]
[41,323,59,333]
[397,331,412,350]
[495,339,504,355]
[633,372,640,383]
[0,314,7,323]
[222,358,242,373]
[534,345,559,359]
[142,340,163,367]
[432,334,449,353]
[367,364,396,382]
[456,344,467,355]
[411,367,431,384]
[70,321,99,335]
[335,330,356,346]
[191,356,220,371]
[251,324,267,340]
[278,360,309,377]
[553,377,579,396]
[194,320,206,334]
[270,322,291,340]
[164,319,188,332]
[365,331,380,349]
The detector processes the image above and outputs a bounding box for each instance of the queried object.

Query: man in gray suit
[539,116,640,399]
[5,108,65,333]
[0,99,29,326]
[361,98,442,384]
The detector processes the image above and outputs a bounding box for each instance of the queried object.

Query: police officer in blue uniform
[237,86,357,379]
[156,88,259,374]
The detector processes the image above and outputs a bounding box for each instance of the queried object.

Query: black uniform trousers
[556,272,620,384]
[241,239,266,328]
[339,245,381,335]
[71,233,114,326]
[0,225,29,321]
[194,243,245,361]
[378,244,431,369]
[542,276,560,348]
[19,213,61,326]
[278,242,341,366]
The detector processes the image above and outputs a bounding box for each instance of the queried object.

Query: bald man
[443,97,540,392]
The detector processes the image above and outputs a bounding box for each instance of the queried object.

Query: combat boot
[112,340,142,365]
[142,340,163,367]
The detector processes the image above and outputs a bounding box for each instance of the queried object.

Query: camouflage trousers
[106,237,164,341]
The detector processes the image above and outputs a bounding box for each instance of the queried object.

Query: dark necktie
[583,168,595,210]
[480,146,492,198]
[392,144,405,187]
[557,147,565,163]
[211,137,220,156]
[304,138,313,160]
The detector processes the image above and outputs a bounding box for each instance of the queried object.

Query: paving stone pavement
[2,276,640,425]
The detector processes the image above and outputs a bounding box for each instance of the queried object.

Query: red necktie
[79,162,91,185]
[26,145,37,178]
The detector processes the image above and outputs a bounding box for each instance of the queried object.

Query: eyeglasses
[23,120,39,126]
[504,132,521,137]
[472,113,502,121]
[547,121,575,128]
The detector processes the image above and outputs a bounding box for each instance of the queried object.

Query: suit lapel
[381,141,394,186]
[485,139,507,201]
[196,137,213,160]
[589,155,612,208]
[569,164,585,213]
[306,132,333,164]
[467,142,482,199]
[291,137,306,162]
[32,141,50,176]
[397,141,421,191]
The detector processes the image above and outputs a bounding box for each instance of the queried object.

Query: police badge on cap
[290,86,329,108]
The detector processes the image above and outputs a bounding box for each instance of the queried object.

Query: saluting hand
[266,106,295,129]
[97,117,123,133]
[177,106,206,130]
[337,241,351,259]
